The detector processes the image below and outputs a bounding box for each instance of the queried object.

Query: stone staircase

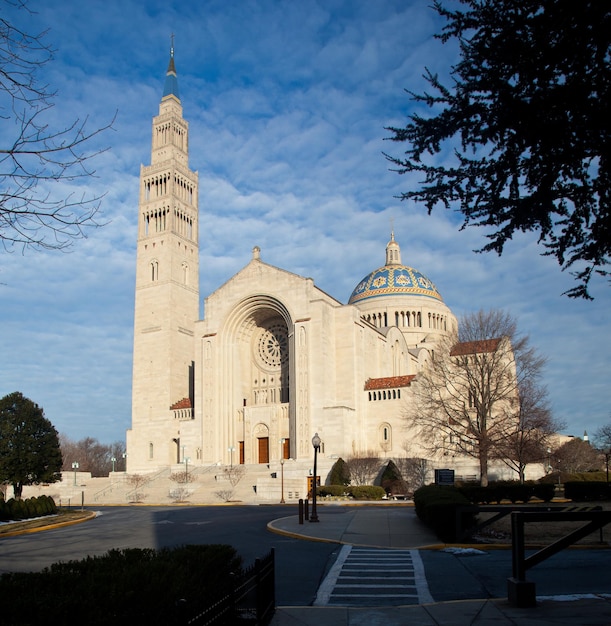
[20,458,331,507]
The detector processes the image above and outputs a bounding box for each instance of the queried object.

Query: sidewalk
[267,503,611,625]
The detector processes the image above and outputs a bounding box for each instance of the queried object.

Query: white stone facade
[126,51,523,491]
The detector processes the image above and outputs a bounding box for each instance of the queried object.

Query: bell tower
[127,43,199,471]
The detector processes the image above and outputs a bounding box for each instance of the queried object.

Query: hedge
[0,544,241,625]
[459,481,554,504]
[0,495,57,522]
[317,484,386,499]
[564,481,611,501]
[413,484,474,542]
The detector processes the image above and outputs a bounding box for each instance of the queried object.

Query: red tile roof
[170,397,192,410]
[364,375,416,390]
[450,338,502,356]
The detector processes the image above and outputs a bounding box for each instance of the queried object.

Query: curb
[0,510,96,538]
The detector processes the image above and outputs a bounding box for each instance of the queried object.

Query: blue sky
[1,0,609,445]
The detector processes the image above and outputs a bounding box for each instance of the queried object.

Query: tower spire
[163,35,180,100]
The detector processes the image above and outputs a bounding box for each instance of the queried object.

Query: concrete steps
[20,458,332,507]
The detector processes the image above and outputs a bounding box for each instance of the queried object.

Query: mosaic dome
[349,264,443,304]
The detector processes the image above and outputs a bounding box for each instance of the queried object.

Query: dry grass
[0,510,93,536]
[473,501,611,546]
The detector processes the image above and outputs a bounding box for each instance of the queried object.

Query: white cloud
[0,0,608,443]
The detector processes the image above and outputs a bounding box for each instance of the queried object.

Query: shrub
[0,544,242,625]
[414,485,474,542]
[564,481,611,501]
[380,460,407,496]
[349,485,386,500]
[532,483,555,502]
[318,485,349,497]
[328,458,350,486]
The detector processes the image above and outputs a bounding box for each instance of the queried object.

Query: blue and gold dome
[348,233,443,304]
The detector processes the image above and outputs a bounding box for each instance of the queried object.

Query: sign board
[434,469,455,486]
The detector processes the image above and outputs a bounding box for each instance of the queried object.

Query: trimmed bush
[564,481,611,501]
[328,458,350,486]
[318,485,349,497]
[349,485,386,500]
[0,544,242,625]
[533,483,555,502]
[414,484,474,542]
[380,460,407,496]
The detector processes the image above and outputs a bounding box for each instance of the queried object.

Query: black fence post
[298,498,304,524]
[304,498,309,521]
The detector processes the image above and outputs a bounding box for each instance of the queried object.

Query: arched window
[379,423,392,451]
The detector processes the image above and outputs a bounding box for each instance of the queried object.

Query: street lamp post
[72,462,79,486]
[111,457,116,473]
[280,438,286,504]
[184,457,190,481]
[310,433,321,523]
[228,446,235,468]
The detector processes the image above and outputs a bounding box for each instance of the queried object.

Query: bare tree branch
[1,0,114,252]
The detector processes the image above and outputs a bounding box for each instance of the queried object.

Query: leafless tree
[593,420,611,452]
[1,0,114,253]
[59,434,125,477]
[407,309,547,487]
[553,437,602,474]
[494,379,564,482]
[222,465,245,488]
[168,486,191,503]
[395,442,431,492]
[215,489,234,502]
[169,471,192,484]
[345,451,381,486]
[126,474,148,503]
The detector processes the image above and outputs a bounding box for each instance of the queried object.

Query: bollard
[304,498,309,521]
[298,499,304,524]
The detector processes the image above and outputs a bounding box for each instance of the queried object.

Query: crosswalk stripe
[314,546,433,607]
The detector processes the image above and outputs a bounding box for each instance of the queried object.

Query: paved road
[2,505,609,607]
[0,506,338,606]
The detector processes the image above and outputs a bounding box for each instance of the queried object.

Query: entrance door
[258,437,269,464]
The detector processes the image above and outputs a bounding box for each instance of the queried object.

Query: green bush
[0,495,57,521]
[318,485,349,497]
[328,458,350,486]
[564,481,611,501]
[414,485,474,542]
[380,460,407,496]
[533,483,555,502]
[0,545,242,625]
[349,485,386,500]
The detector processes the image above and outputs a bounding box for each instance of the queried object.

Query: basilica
[126,49,500,488]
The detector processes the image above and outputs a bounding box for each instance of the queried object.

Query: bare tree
[345,452,381,486]
[222,465,245,488]
[553,438,601,474]
[1,0,113,252]
[593,420,611,451]
[408,309,546,486]
[396,442,431,492]
[494,379,564,482]
[126,474,148,503]
[59,434,125,477]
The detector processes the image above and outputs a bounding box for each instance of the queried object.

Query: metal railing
[187,549,275,625]
[508,509,611,607]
